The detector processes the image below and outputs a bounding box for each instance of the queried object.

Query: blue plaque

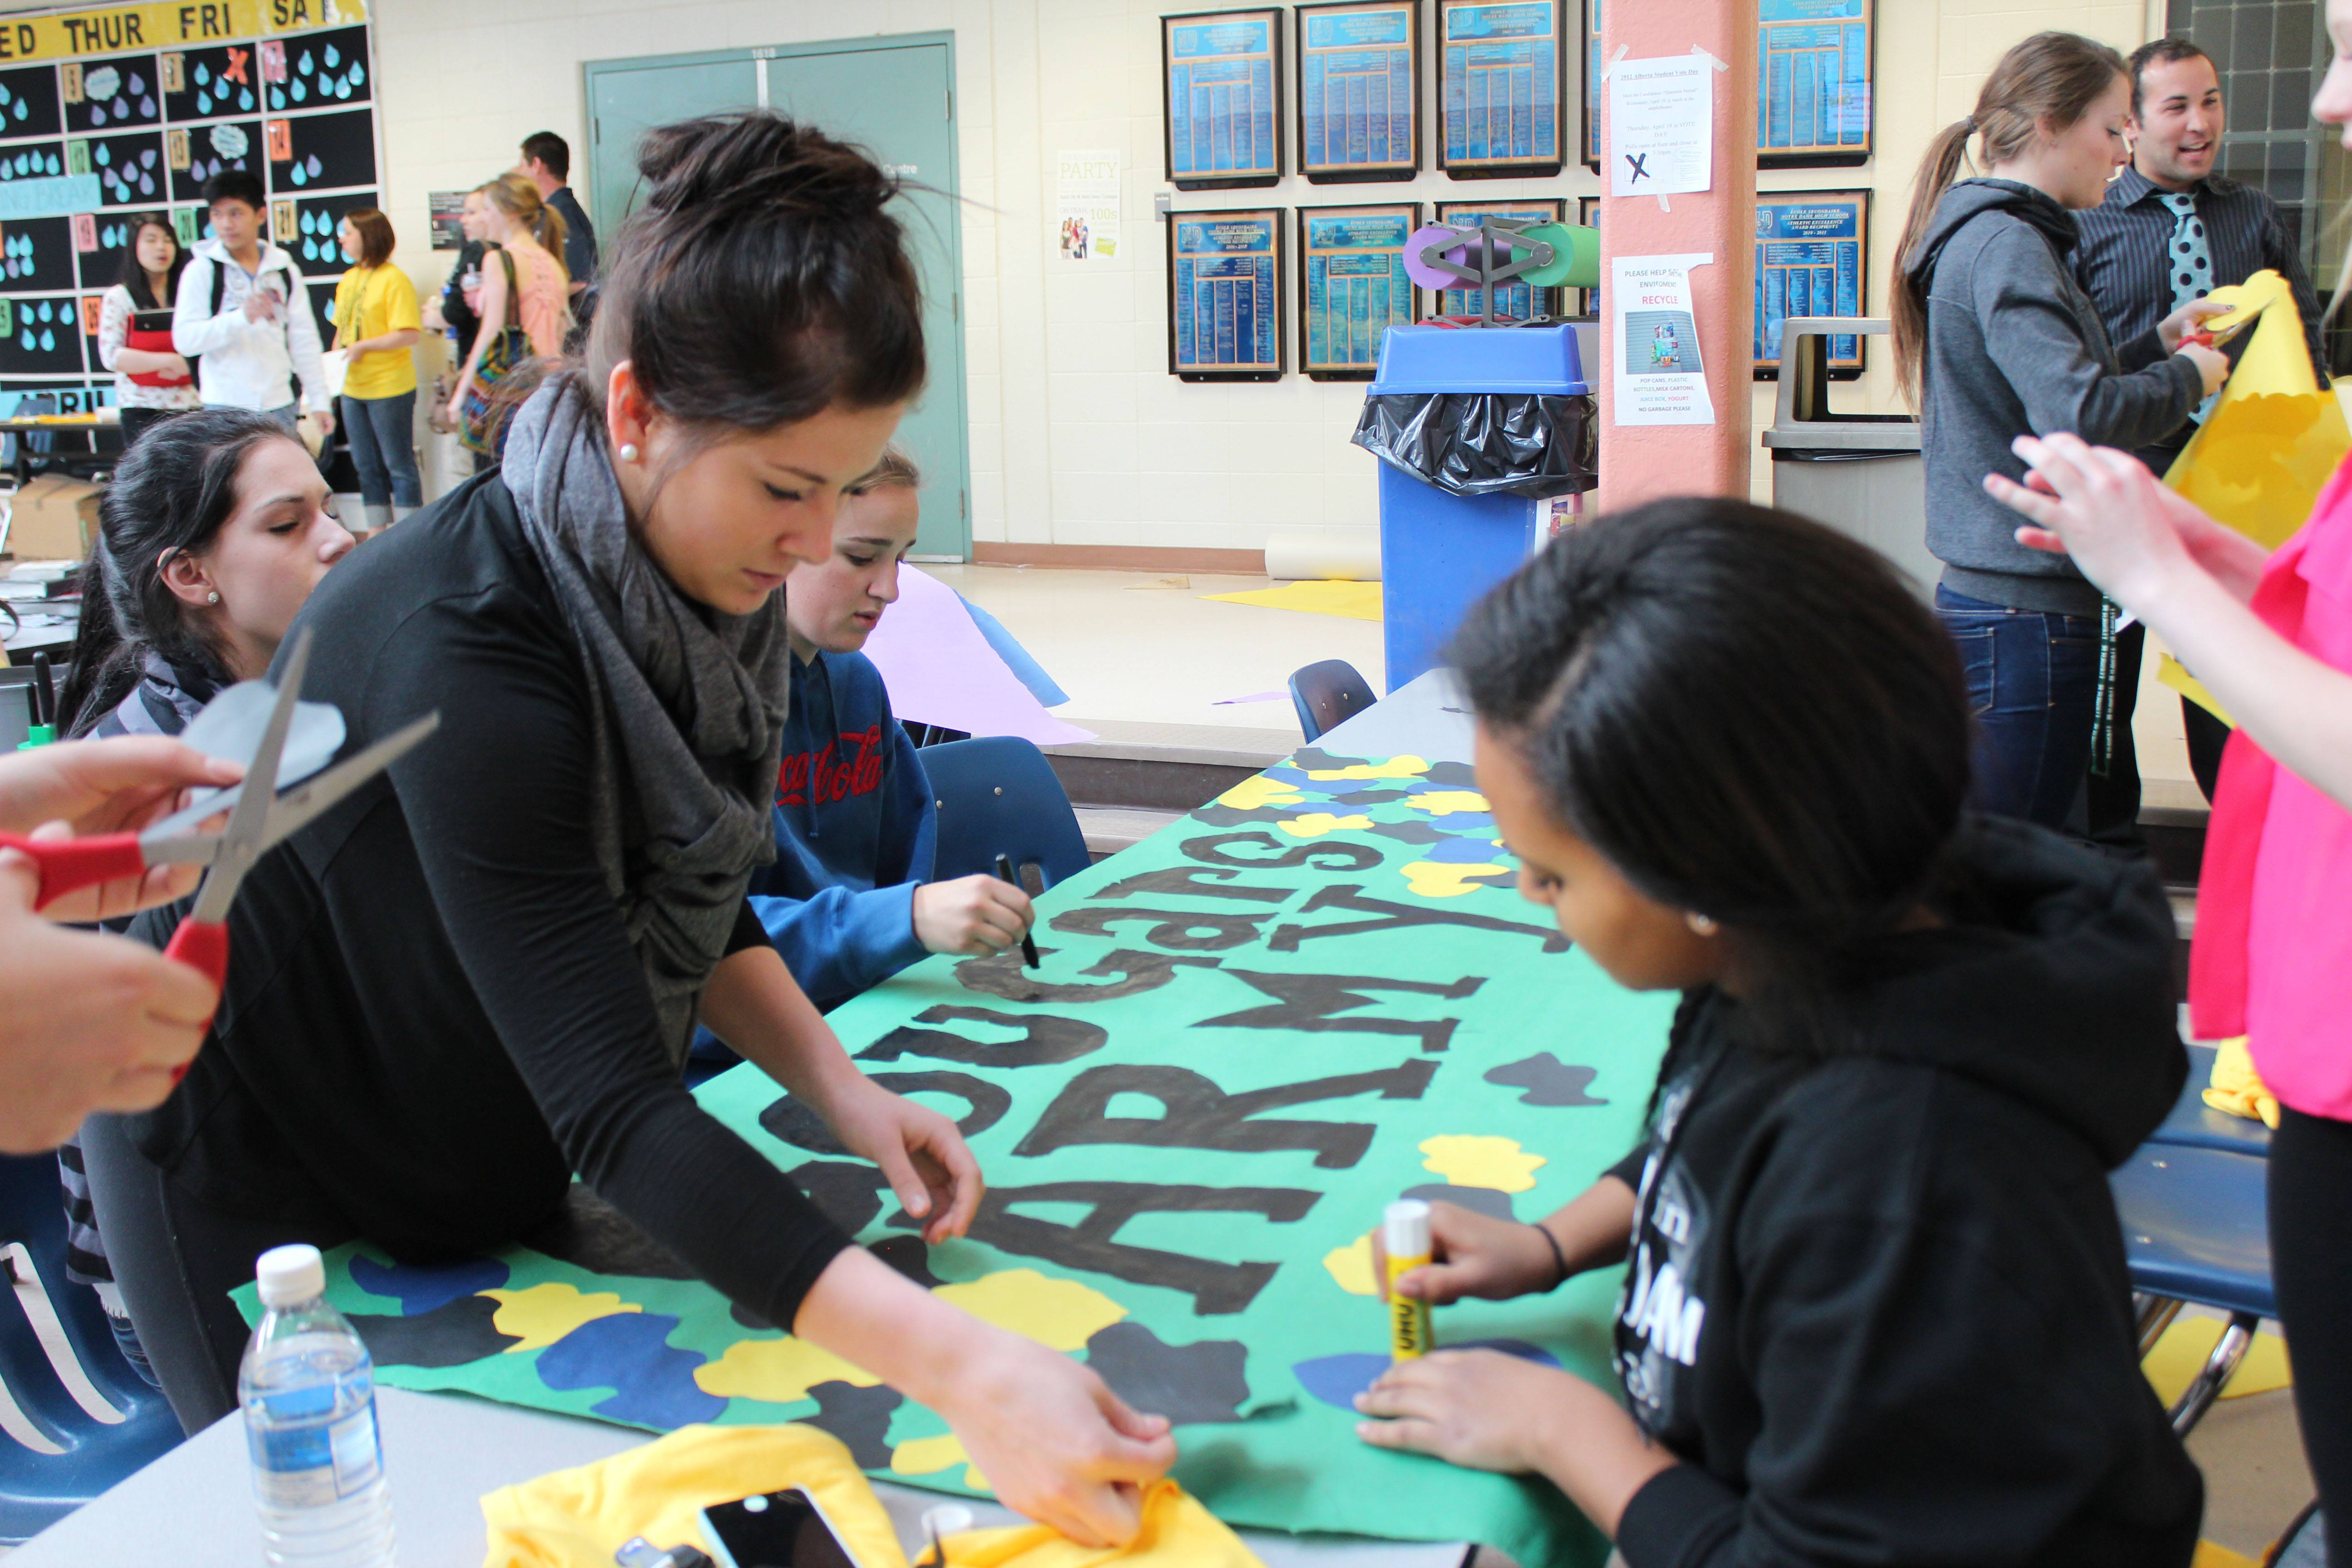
[1296,2,1419,183]
[1169,208,1286,379]
[1753,191,1869,377]
[1164,10,1284,190]
[1438,0,1564,177]
[1757,0,1872,165]
[1298,202,1417,377]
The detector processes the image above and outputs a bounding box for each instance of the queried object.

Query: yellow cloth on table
[2204,1036,2281,1130]
[480,1423,908,1568]
[946,1481,1266,1568]
[2163,270,2352,551]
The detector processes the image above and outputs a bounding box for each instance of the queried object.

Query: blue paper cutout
[348,1253,512,1315]
[1293,1339,1563,1409]
[536,1312,725,1428]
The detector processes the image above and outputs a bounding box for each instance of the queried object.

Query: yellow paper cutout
[2143,1315,2292,1407]
[1276,813,1373,838]
[2158,653,2235,727]
[482,1283,642,1352]
[1301,756,1431,781]
[1322,1235,1378,1296]
[2165,270,2352,550]
[1401,860,1512,898]
[1205,579,1384,621]
[693,1335,882,1402]
[1420,1135,1546,1192]
[1406,791,1490,815]
[932,1269,1127,1352]
[890,1432,989,1489]
[1217,774,1306,811]
[2192,1543,2259,1568]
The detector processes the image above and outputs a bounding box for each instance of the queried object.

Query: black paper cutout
[869,1234,943,1288]
[760,1070,1013,1155]
[788,1159,892,1234]
[1195,969,1485,1054]
[1399,1182,1514,1222]
[1483,1052,1607,1107]
[803,1379,905,1468]
[1048,905,1271,951]
[1083,1321,1250,1424]
[1367,819,1453,845]
[954,947,1221,1004]
[1270,883,1570,953]
[1014,1058,1438,1168]
[916,1181,1319,1315]
[348,1294,518,1367]
[859,1005,1107,1068]
[1096,866,1295,905]
[1180,832,1384,872]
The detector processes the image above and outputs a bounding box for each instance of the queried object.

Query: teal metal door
[583,38,970,560]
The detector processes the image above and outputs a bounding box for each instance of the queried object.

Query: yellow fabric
[480,1423,909,1568]
[946,1481,1266,1568]
[332,263,420,399]
[2163,270,2352,550]
[2157,652,2234,726]
[2203,1036,2282,1130]
[1205,580,1383,620]
[2144,1315,2293,1406]
[2193,1542,2259,1568]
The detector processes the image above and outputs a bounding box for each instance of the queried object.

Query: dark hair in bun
[584,111,925,433]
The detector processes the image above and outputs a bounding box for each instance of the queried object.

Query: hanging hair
[338,206,395,268]
[56,409,304,736]
[477,172,568,273]
[115,214,186,310]
[580,111,925,449]
[1892,31,2128,400]
[1450,499,1973,1056]
[849,444,922,493]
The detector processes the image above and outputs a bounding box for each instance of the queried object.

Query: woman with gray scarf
[82,114,1176,1544]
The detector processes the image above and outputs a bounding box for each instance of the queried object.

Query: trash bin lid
[1368,323,1590,397]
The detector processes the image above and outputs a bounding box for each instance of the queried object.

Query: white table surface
[14,674,1490,1568]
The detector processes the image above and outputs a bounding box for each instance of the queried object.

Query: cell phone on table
[699,1487,861,1568]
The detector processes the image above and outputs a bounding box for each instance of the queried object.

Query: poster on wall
[1432,197,1561,322]
[1580,0,1599,171]
[1754,190,1867,378]
[1758,0,1872,166]
[1612,251,1715,426]
[1294,1,1418,185]
[1167,206,1285,381]
[1437,0,1563,180]
[1056,149,1122,263]
[1297,201,1416,379]
[0,0,380,419]
[1164,9,1284,191]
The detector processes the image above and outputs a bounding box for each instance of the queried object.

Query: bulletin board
[237,745,1678,1568]
[1436,0,1563,179]
[1753,190,1867,379]
[1164,9,1284,191]
[1432,197,1561,323]
[0,0,377,419]
[1579,0,1599,172]
[1294,1,1419,185]
[1168,207,1285,381]
[1297,201,1417,379]
[1757,0,1872,167]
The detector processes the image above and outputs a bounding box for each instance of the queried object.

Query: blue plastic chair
[2147,1044,2272,1157]
[2111,1142,2272,1436]
[0,1152,182,1544]
[1289,660,1377,744]
[918,735,1091,889]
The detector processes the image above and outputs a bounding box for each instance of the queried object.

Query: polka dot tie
[2161,191,2216,423]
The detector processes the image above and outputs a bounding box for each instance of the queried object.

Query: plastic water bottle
[239,1245,397,1568]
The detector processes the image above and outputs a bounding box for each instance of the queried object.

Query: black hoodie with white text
[1608,817,2202,1568]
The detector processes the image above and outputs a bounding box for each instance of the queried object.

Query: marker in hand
[994,853,1041,969]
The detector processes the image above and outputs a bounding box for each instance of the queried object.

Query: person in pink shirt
[1986,3,2352,1532]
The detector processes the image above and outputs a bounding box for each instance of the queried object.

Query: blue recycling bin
[1355,324,1596,691]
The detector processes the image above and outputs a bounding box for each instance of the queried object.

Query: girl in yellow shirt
[331,209,422,536]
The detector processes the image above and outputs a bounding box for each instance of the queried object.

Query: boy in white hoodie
[172,170,333,436]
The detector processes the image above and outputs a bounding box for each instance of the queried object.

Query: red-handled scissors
[0,631,438,1046]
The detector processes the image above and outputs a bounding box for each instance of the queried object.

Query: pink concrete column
[1595,2,1759,510]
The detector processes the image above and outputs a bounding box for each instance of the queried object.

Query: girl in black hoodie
[1355,499,2202,1567]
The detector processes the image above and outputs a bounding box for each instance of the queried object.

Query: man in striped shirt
[2071,36,2328,840]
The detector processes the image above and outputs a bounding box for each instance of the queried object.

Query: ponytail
[478,172,569,280]
[1890,31,2128,404]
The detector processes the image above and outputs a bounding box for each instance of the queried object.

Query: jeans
[1936,584,2102,829]
[339,389,421,507]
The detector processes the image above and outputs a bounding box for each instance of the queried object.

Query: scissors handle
[161,917,229,1081]
[0,831,149,912]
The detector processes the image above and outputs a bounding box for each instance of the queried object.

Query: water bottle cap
[255,1244,326,1308]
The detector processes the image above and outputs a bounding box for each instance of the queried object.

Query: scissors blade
[248,713,439,853]
[188,630,312,924]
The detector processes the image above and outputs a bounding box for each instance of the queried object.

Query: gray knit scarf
[502,378,789,1064]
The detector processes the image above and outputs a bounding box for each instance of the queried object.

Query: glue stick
[1385,1200,1433,1360]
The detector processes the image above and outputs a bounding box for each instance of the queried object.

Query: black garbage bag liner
[1352,391,1598,500]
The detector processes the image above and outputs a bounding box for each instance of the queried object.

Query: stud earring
[618,442,641,463]
[206,590,220,604]
[1685,911,1718,937]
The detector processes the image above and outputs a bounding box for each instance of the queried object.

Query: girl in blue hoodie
[748,448,1036,1013]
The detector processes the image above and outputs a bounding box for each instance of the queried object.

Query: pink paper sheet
[859,565,1097,746]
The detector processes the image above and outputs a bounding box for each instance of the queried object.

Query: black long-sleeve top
[129,473,852,1329]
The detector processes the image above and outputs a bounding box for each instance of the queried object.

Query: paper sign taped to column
[1612,253,1715,426]
[1607,54,1712,197]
